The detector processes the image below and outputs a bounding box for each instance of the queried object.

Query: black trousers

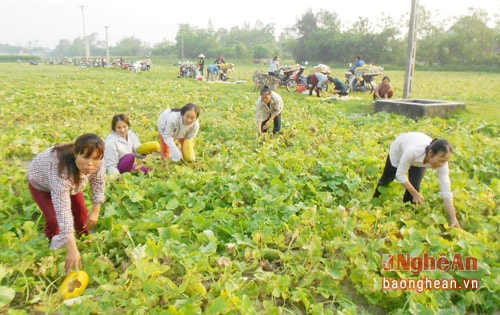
[373,155,426,203]
[261,113,282,134]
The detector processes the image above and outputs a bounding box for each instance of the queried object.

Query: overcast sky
[0,0,498,48]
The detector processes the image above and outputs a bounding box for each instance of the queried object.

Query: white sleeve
[395,151,413,183]
[437,163,453,200]
[159,113,182,161]
[104,138,120,175]
[169,141,182,162]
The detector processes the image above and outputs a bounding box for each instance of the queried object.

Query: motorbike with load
[285,66,307,92]
[217,63,234,81]
[177,62,197,78]
[286,64,331,93]
[345,65,383,93]
[274,65,302,89]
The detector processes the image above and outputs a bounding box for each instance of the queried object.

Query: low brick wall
[374,99,465,120]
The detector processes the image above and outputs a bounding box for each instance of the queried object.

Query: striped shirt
[28,147,106,249]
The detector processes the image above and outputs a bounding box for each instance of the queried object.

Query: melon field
[0,62,499,314]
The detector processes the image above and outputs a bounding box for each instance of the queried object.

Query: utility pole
[79,5,90,60]
[403,0,418,99]
[105,25,110,67]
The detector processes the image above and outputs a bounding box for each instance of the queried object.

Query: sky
[0,0,498,49]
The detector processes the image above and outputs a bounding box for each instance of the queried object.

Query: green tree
[316,9,341,31]
[347,17,373,35]
[112,36,144,57]
[151,40,176,57]
[233,42,248,61]
[412,4,447,66]
[175,24,216,60]
[251,44,271,60]
[53,39,75,57]
[444,10,496,65]
[295,9,318,38]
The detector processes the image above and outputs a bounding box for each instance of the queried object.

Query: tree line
[2,5,499,68]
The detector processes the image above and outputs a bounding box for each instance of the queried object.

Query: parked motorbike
[217,63,234,81]
[344,63,383,93]
[177,63,197,78]
[285,67,307,92]
[275,67,296,88]
[344,71,376,92]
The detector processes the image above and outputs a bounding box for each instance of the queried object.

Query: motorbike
[285,67,307,92]
[275,66,296,88]
[344,70,376,92]
[177,63,197,78]
[344,63,383,93]
[217,63,234,81]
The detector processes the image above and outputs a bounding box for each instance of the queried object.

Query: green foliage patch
[0,62,498,314]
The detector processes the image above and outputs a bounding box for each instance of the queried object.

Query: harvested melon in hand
[136,141,160,155]
[57,270,89,300]
[182,139,196,162]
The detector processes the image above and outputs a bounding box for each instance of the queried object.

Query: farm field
[0,62,499,314]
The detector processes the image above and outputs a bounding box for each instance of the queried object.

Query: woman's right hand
[412,193,425,205]
[65,248,82,274]
[65,234,82,274]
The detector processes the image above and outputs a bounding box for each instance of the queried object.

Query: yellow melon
[57,270,89,300]
[136,141,160,155]
[182,139,195,162]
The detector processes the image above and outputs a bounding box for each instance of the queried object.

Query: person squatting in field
[308,72,334,97]
[373,132,461,228]
[330,77,349,96]
[373,76,394,100]
[157,103,200,162]
[104,114,150,175]
[27,133,106,274]
[255,85,284,136]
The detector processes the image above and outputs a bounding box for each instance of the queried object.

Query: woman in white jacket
[104,114,148,174]
[157,103,200,162]
[373,132,460,228]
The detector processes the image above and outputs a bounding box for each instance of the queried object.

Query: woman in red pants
[28,133,106,274]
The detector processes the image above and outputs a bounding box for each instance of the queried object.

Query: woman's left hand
[85,205,101,229]
[86,212,98,228]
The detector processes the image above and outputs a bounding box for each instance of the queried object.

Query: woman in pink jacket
[373,76,393,100]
